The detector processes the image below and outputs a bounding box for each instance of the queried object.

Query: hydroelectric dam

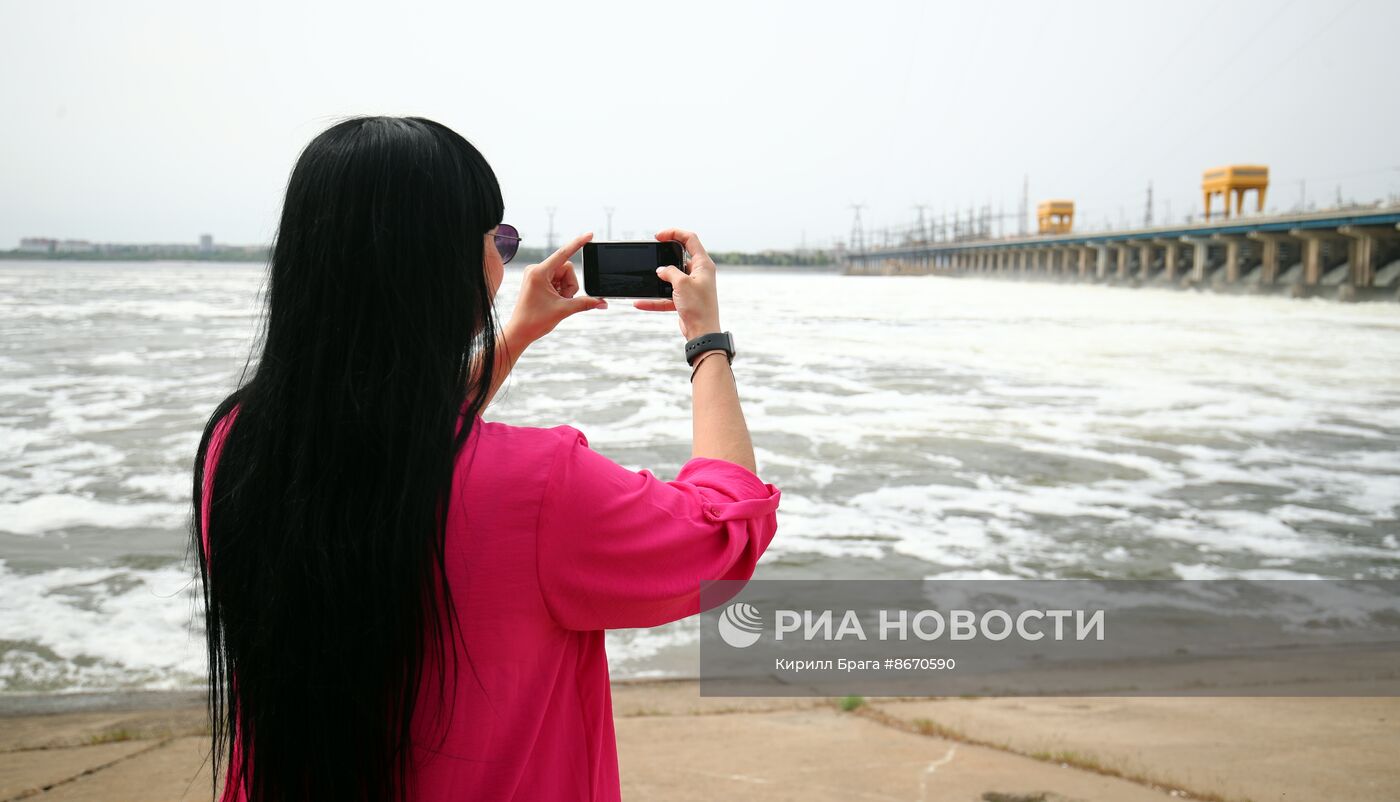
[845,205,1400,302]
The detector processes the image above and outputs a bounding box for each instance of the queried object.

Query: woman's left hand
[505,232,607,346]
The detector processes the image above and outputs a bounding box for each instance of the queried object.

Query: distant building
[1036,200,1075,234]
[55,239,97,253]
[199,234,214,253]
[18,237,57,253]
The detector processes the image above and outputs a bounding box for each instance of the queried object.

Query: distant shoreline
[0,251,841,270]
[0,251,266,264]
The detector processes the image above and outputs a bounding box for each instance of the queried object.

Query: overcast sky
[2,0,1396,252]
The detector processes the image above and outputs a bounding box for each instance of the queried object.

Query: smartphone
[582,241,687,298]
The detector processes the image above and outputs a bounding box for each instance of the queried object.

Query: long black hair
[191,116,503,801]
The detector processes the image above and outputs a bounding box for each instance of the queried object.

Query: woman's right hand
[635,228,721,340]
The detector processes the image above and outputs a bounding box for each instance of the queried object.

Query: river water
[2,260,1398,691]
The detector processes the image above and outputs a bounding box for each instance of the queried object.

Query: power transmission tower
[545,206,557,251]
[1144,182,1154,227]
[848,204,866,252]
[1019,174,1029,236]
[912,204,928,242]
[603,207,615,240]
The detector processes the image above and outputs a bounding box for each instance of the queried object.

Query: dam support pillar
[1078,246,1092,278]
[1213,234,1247,284]
[1153,240,1181,282]
[1093,245,1110,279]
[1137,242,1154,281]
[1290,229,1333,286]
[1337,225,1400,288]
[1181,237,1211,284]
[1246,231,1293,286]
[1115,245,1129,280]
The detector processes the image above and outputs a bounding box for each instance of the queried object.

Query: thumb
[656,265,688,285]
[567,295,608,313]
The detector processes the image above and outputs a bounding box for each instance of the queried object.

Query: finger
[557,263,580,298]
[655,265,688,285]
[567,295,607,313]
[633,299,677,312]
[654,228,708,260]
[540,231,593,273]
[686,254,716,275]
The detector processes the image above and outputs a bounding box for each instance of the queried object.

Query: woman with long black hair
[192,116,779,801]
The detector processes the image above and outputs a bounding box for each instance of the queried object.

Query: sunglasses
[494,223,521,265]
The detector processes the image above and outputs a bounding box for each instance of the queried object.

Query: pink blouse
[201,414,781,801]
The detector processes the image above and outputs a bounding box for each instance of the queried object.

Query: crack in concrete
[1,737,174,801]
[918,744,958,802]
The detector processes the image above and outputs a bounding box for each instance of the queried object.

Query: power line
[848,203,866,253]
[1018,175,1028,237]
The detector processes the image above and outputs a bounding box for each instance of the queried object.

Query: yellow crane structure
[1202,165,1268,220]
[1036,200,1074,234]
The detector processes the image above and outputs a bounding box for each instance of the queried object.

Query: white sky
[1,0,1397,252]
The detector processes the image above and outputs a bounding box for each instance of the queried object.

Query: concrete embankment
[3,683,1398,801]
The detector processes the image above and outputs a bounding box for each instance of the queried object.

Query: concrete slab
[619,707,1174,801]
[0,741,153,801]
[873,696,1400,802]
[34,737,214,802]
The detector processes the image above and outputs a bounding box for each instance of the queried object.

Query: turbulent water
[2,260,1398,691]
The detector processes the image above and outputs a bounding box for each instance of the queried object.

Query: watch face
[727,332,737,360]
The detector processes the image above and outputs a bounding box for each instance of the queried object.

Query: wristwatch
[684,331,737,366]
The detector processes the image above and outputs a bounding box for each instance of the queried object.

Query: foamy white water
[1,260,1398,691]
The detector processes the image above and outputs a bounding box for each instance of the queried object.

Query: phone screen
[583,242,685,298]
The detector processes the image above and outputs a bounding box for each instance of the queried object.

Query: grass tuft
[838,695,865,712]
[86,728,137,746]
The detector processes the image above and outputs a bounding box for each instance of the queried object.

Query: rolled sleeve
[676,457,781,522]
[535,427,781,632]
